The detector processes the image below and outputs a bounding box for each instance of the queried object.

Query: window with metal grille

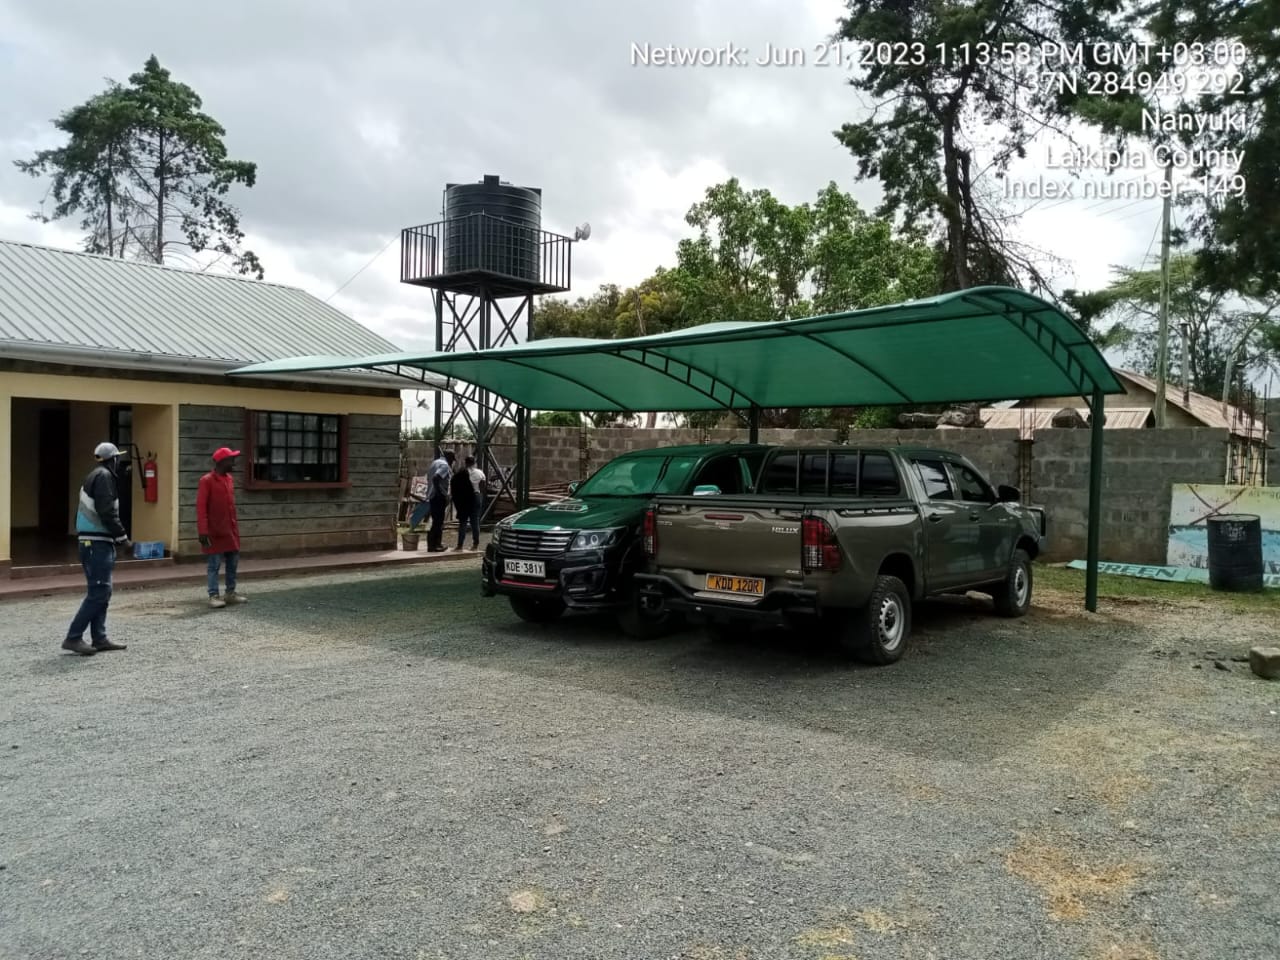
[246,411,347,487]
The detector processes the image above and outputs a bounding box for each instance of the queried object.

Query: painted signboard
[1066,559,1280,588]
[1167,483,1280,575]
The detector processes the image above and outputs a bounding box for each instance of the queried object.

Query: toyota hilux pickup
[482,443,772,635]
[633,444,1047,665]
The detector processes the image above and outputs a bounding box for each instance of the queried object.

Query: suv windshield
[574,455,700,497]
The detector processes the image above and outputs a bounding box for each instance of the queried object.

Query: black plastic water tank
[1206,513,1264,592]
[443,175,541,282]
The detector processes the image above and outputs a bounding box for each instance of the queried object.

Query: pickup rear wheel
[839,575,911,665]
[509,595,566,624]
[992,548,1033,617]
[616,586,680,639]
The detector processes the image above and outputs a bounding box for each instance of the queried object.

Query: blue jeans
[66,540,115,643]
[456,496,483,546]
[409,498,430,527]
[207,551,239,597]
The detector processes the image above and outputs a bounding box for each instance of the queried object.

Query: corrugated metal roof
[980,406,1153,439]
[0,239,407,369]
[1114,368,1264,440]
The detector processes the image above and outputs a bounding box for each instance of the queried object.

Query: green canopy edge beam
[961,295,1093,400]
[613,348,758,411]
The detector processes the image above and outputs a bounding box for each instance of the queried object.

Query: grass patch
[1034,563,1280,613]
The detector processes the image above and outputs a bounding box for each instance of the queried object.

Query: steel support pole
[516,406,530,510]
[476,286,490,468]
[432,291,444,446]
[748,405,761,443]
[1085,387,1104,613]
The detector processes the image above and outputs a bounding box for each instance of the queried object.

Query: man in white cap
[62,442,131,656]
[198,446,246,608]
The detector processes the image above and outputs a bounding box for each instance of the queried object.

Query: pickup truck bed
[634,445,1047,665]
[638,493,921,617]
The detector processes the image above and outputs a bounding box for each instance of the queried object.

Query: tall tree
[15,88,145,258]
[1136,0,1280,296]
[16,55,263,277]
[533,179,940,428]
[831,0,1135,293]
[1071,254,1279,403]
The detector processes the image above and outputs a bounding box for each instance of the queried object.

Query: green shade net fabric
[230,286,1124,410]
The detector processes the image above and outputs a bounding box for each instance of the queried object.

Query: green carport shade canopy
[229,286,1124,410]
[230,285,1126,613]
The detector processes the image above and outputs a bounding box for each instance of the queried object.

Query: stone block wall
[412,423,1242,565]
[178,405,399,559]
[1031,427,1230,563]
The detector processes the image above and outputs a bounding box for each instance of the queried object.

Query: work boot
[61,638,96,656]
[92,638,127,652]
[225,591,248,604]
[209,595,227,609]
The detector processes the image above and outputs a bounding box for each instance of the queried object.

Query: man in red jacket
[198,446,246,609]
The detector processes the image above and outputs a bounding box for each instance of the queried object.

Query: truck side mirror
[567,481,580,495]
[692,484,721,496]
[997,484,1020,502]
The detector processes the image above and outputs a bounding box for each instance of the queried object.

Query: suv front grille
[497,527,574,557]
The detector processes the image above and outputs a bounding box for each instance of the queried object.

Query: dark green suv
[481,443,771,634]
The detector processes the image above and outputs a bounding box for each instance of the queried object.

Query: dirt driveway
[2,562,1276,960]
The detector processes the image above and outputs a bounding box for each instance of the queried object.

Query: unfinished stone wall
[1031,427,1230,563]
[425,424,1236,564]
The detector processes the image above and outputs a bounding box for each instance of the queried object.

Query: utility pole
[1179,321,1190,407]
[1154,161,1173,427]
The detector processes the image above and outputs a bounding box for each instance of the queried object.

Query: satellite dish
[574,222,591,241]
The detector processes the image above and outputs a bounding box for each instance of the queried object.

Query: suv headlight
[570,528,622,551]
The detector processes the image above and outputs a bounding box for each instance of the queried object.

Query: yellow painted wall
[130,404,177,545]
[9,398,44,528]
[0,395,8,560]
[1,370,400,566]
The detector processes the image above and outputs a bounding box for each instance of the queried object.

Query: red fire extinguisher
[143,454,159,503]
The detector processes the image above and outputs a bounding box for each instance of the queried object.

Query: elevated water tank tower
[398,175,585,516]
[442,175,542,283]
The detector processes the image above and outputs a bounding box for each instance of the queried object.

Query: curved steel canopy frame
[231,286,1124,611]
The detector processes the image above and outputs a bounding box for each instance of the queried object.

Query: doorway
[110,405,134,535]
[38,407,71,537]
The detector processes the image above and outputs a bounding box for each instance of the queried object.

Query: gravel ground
[2,561,1278,960]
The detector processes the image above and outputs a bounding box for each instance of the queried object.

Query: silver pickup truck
[633,445,1047,665]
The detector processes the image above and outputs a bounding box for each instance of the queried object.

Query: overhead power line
[325,234,398,302]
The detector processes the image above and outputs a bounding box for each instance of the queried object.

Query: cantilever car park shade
[227,286,1125,411]
[228,285,1124,614]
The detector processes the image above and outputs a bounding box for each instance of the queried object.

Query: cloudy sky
[0,0,1179,419]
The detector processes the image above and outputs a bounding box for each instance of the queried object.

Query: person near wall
[198,447,247,609]
[61,442,132,656]
[451,457,479,551]
[464,455,486,549]
[426,449,454,552]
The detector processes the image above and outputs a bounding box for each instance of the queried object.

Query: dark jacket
[450,468,476,511]
[75,465,128,543]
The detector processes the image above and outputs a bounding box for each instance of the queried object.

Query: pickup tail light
[801,516,841,571]
[643,508,656,556]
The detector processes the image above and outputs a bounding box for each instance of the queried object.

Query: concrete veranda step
[0,543,486,602]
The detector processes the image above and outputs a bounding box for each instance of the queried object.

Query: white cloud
[0,0,1185,426]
